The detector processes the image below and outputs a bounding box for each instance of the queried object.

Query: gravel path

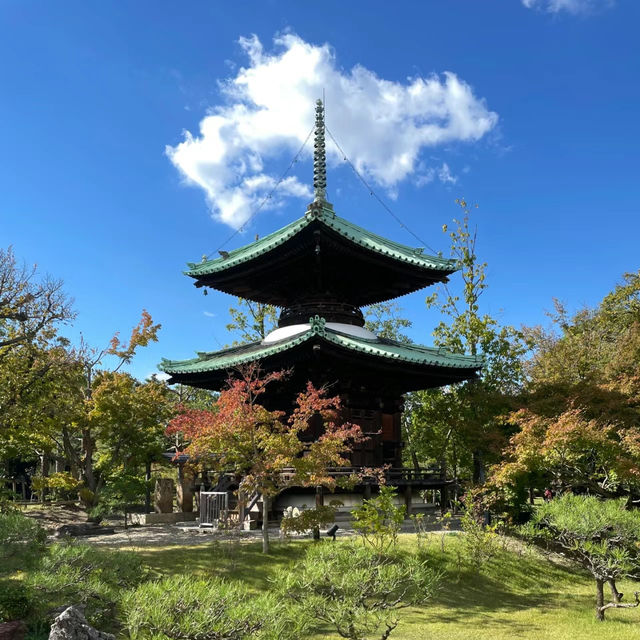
[24,504,461,548]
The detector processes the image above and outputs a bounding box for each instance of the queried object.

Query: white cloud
[415,162,458,187]
[522,0,614,13]
[147,372,171,382]
[203,311,216,317]
[167,33,498,229]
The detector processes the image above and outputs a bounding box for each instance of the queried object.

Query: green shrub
[122,574,304,640]
[280,504,338,538]
[0,579,32,622]
[0,512,46,575]
[459,491,501,570]
[31,473,81,501]
[26,542,146,627]
[351,486,405,554]
[275,541,441,640]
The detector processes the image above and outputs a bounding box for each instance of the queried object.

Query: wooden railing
[278,466,447,485]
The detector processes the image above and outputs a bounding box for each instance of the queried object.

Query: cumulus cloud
[522,0,614,13]
[167,34,498,229]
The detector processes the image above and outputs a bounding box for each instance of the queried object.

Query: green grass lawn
[124,533,640,640]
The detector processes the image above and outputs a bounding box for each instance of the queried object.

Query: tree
[408,199,528,486]
[74,310,162,499]
[276,541,440,640]
[363,302,412,343]
[521,494,640,621]
[167,364,363,552]
[226,298,278,344]
[491,270,640,502]
[0,247,76,463]
[0,246,74,357]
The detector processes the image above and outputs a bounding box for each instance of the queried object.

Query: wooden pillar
[404,484,412,518]
[440,484,448,515]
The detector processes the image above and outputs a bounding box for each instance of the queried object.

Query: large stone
[48,607,114,640]
[154,478,174,514]
[177,466,194,513]
[0,621,27,640]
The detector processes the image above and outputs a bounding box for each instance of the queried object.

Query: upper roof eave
[184,204,456,279]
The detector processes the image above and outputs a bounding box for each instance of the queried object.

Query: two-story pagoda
[161,100,481,515]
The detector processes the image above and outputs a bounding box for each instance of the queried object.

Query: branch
[599,591,640,613]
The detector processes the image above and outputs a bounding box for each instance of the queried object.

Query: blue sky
[1,0,638,380]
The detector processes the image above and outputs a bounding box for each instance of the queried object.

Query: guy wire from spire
[325,126,438,255]
[206,124,315,260]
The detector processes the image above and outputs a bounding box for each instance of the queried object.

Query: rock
[53,524,115,538]
[154,478,174,514]
[48,606,114,640]
[0,621,27,640]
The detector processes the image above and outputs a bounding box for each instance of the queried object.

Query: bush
[0,512,46,574]
[459,491,501,571]
[280,504,338,538]
[275,541,441,640]
[122,574,304,640]
[26,542,146,627]
[31,473,80,501]
[0,580,32,622]
[351,486,405,555]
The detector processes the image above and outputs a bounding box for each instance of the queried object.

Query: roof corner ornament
[309,314,327,337]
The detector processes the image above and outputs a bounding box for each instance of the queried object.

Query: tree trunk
[596,578,605,621]
[472,449,485,485]
[144,461,152,513]
[313,486,324,541]
[61,427,80,479]
[40,453,50,503]
[82,428,98,494]
[262,495,270,553]
[608,579,622,603]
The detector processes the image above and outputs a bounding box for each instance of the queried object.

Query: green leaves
[275,541,440,640]
[123,574,302,640]
[351,486,405,555]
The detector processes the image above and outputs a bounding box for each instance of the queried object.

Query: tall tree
[226,298,278,345]
[407,200,528,485]
[364,301,412,343]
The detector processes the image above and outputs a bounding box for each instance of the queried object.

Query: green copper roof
[186,204,455,278]
[160,316,481,376]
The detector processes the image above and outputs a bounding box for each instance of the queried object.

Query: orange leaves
[165,367,361,498]
[108,310,161,369]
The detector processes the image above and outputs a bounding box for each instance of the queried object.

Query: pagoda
[161,100,481,512]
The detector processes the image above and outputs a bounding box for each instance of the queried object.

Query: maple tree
[490,270,640,505]
[167,364,363,552]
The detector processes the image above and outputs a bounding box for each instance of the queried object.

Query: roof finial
[313,99,327,203]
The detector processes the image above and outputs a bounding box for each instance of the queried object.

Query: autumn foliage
[166,365,363,500]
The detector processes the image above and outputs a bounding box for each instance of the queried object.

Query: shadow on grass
[134,538,311,592]
[423,535,588,616]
